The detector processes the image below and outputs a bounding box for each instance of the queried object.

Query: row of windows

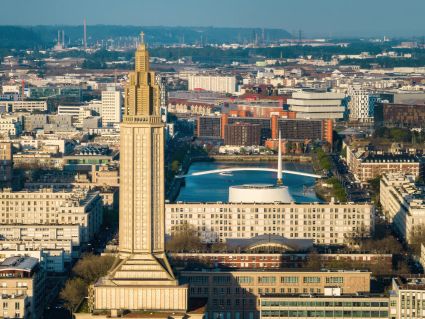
[2,301,20,310]
[262,310,388,318]
[262,301,388,307]
[183,276,346,286]
[168,207,364,214]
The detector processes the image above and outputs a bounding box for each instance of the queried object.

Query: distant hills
[0,25,292,49]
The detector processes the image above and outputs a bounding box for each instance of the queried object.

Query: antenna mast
[277,131,283,185]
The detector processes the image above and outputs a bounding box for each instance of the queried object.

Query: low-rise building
[260,294,389,319]
[63,144,118,170]
[91,164,119,187]
[181,270,371,319]
[169,253,392,270]
[0,100,48,113]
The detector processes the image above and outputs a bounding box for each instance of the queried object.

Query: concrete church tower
[89,33,188,318]
[119,32,166,257]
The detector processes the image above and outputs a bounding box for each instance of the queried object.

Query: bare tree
[166,223,205,252]
[72,254,116,284]
[60,278,87,313]
[409,224,425,255]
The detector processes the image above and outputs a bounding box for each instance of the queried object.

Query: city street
[331,154,371,202]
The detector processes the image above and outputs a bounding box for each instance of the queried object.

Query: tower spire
[277,130,283,185]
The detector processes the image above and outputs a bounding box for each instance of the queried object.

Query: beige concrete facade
[181,270,371,319]
[380,173,425,244]
[260,295,389,319]
[0,188,102,242]
[390,276,425,319]
[165,202,374,245]
[0,141,12,186]
[90,38,188,316]
[0,257,46,319]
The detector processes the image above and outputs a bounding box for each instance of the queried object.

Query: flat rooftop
[0,256,39,272]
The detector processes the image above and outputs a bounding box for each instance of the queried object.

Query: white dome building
[229,184,293,203]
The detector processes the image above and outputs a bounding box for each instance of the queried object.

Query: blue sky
[2,0,425,37]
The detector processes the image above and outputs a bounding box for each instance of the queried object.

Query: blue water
[177,161,320,203]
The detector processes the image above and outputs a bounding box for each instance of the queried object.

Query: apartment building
[0,257,46,319]
[0,247,66,273]
[380,173,425,243]
[0,141,12,186]
[188,74,236,94]
[196,115,333,144]
[0,225,81,246]
[347,86,379,123]
[101,90,122,128]
[0,115,23,137]
[346,145,422,183]
[0,188,102,242]
[375,102,425,128]
[165,202,374,245]
[390,275,425,319]
[224,123,262,146]
[168,98,216,116]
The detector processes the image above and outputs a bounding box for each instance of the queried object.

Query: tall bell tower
[119,32,166,256]
[90,33,188,317]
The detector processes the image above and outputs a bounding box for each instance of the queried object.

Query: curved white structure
[176,167,322,179]
[229,184,293,204]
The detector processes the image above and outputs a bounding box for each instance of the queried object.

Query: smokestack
[83,18,87,49]
[62,30,65,48]
[57,30,60,46]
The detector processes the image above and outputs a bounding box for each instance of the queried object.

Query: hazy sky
[2,0,425,37]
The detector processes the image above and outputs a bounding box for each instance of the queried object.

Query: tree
[340,146,347,158]
[409,225,425,256]
[60,278,87,313]
[367,176,381,203]
[72,254,116,284]
[171,160,180,174]
[358,236,403,255]
[166,223,205,252]
[327,177,347,202]
[210,242,228,253]
[305,251,322,270]
[60,254,116,313]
